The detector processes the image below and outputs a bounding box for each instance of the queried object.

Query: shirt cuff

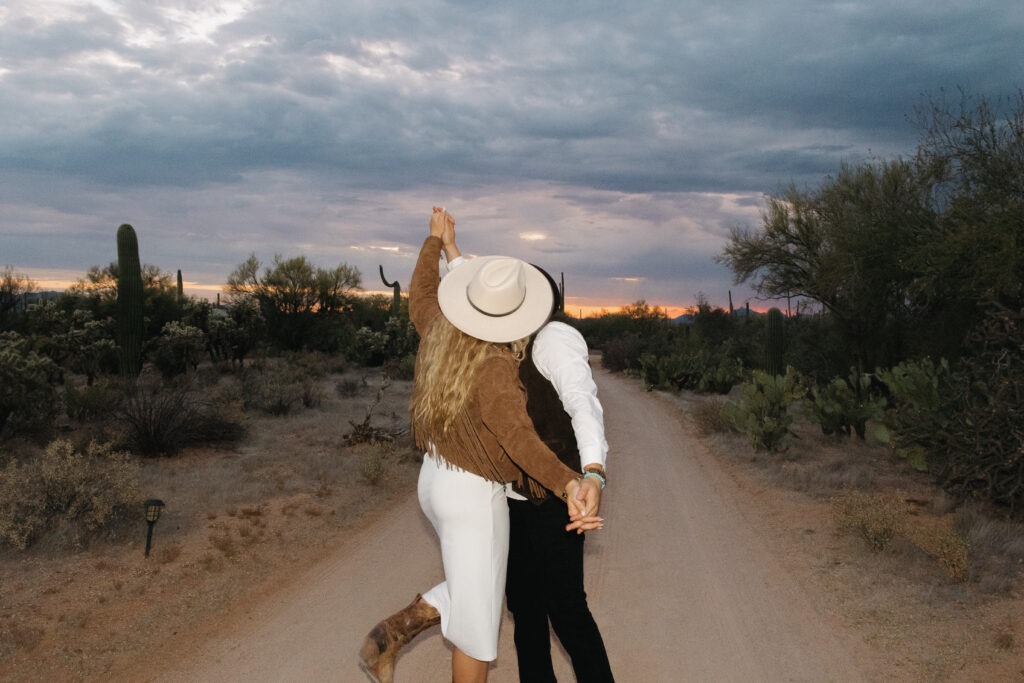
[446,255,465,272]
[579,447,606,470]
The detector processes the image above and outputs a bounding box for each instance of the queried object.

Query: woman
[358,208,590,683]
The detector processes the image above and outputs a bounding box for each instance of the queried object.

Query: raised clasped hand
[430,206,455,239]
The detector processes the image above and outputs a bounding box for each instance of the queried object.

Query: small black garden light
[144,498,165,557]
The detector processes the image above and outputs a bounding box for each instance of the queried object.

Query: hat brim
[438,256,555,343]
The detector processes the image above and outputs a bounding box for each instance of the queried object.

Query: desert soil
[123,364,878,683]
[5,362,1023,682]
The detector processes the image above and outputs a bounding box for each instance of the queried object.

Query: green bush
[877,357,956,471]
[150,321,205,378]
[0,332,57,435]
[724,369,805,452]
[808,369,886,439]
[601,333,642,372]
[697,355,745,394]
[208,297,266,367]
[64,379,118,422]
[0,439,140,549]
[346,317,418,367]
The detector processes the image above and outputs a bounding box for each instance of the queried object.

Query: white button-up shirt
[444,255,609,498]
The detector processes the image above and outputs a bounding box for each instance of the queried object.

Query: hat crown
[466,258,527,317]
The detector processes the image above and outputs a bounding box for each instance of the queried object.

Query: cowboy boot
[358,594,441,683]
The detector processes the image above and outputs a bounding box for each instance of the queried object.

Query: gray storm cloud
[2,0,1021,310]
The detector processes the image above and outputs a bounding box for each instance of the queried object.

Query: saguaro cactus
[728,290,734,316]
[117,223,144,377]
[176,269,184,300]
[558,272,565,314]
[765,307,785,377]
[379,265,401,316]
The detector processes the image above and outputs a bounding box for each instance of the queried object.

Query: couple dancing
[358,208,615,683]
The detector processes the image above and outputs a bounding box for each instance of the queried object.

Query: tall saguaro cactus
[559,272,565,314]
[379,265,401,316]
[116,223,144,378]
[764,307,785,377]
[176,269,184,301]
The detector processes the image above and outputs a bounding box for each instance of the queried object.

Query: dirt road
[147,365,870,682]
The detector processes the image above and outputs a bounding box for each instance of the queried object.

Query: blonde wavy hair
[412,315,530,441]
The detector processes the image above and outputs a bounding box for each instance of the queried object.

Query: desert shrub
[696,355,745,394]
[360,446,390,485]
[115,378,246,456]
[346,317,418,367]
[335,377,365,398]
[906,518,970,582]
[808,369,886,440]
[0,439,140,549]
[936,308,1024,515]
[207,297,266,367]
[344,379,398,447]
[282,349,331,378]
[239,365,305,415]
[831,491,907,551]
[64,379,118,422]
[692,398,733,436]
[149,321,205,378]
[300,377,324,408]
[59,311,119,385]
[382,353,416,381]
[877,357,956,471]
[640,352,694,391]
[723,369,805,452]
[601,333,641,372]
[0,332,58,435]
[956,503,1024,592]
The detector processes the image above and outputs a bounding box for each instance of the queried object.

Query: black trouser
[505,496,614,683]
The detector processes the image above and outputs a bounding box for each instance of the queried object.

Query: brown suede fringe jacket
[409,236,580,500]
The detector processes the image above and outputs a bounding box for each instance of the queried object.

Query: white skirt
[418,452,510,662]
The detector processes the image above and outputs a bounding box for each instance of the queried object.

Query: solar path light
[144,499,165,557]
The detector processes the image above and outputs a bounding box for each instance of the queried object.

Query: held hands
[564,475,604,534]
[430,206,455,241]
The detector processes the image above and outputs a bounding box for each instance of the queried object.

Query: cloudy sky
[2,0,1021,315]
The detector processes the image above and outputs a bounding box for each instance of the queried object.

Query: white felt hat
[437,255,554,343]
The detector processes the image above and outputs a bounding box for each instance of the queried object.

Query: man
[443,229,614,682]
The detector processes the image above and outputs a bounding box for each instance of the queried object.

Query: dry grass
[0,361,420,683]
[904,515,970,582]
[832,491,908,551]
[692,398,733,436]
[646,380,1024,682]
